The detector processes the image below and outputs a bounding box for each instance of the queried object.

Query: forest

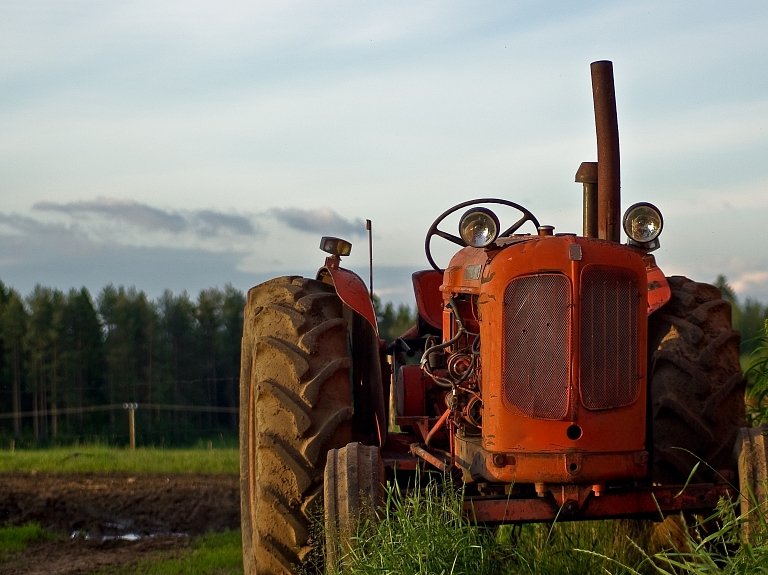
[0,275,765,446]
[0,280,246,446]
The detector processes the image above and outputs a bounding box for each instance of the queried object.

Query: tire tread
[650,277,745,483]
[241,276,353,574]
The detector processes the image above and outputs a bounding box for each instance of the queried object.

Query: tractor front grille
[502,274,571,420]
[580,266,641,410]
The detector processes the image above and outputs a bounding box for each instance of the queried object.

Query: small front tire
[324,442,385,571]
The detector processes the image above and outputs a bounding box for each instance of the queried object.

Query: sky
[1,0,767,307]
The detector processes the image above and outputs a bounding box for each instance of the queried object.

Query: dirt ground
[0,473,240,574]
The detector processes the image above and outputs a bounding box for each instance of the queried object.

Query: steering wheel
[425,198,540,272]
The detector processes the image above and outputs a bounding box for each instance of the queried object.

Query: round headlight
[623,202,663,243]
[459,208,500,248]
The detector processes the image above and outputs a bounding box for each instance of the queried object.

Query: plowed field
[0,473,240,574]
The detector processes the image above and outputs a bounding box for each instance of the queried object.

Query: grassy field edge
[0,445,239,474]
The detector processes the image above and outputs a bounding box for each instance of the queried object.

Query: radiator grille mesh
[580,266,641,410]
[502,274,571,420]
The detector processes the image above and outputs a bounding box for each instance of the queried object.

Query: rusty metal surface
[590,61,621,243]
[575,161,598,184]
[410,443,451,472]
[583,183,598,238]
[467,483,734,524]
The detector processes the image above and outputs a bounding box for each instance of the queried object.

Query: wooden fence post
[124,403,138,450]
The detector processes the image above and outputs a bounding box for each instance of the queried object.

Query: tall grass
[330,474,768,575]
[329,473,651,575]
[746,319,768,425]
[586,497,768,573]
[334,476,509,575]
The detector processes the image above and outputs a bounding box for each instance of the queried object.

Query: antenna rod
[366,219,373,299]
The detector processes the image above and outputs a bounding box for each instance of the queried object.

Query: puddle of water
[71,530,189,541]
[104,522,127,530]
[104,533,141,541]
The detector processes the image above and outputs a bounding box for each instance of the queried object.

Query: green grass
[329,475,651,575]
[327,472,768,575]
[96,530,243,575]
[0,445,239,474]
[0,522,56,564]
[745,320,768,425]
[0,523,54,554]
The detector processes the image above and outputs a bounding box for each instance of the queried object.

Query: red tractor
[239,61,748,575]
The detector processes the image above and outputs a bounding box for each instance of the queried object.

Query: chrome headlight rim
[458,207,501,248]
[622,202,663,244]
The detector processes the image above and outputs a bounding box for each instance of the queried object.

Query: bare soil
[0,472,240,574]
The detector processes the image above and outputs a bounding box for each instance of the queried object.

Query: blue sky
[1,1,767,305]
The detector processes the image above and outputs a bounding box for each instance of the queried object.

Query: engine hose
[420,300,480,388]
[420,331,463,388]
[425,408,451,447]
[447,297,479,336]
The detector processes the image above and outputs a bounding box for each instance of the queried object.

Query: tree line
[0,278,418,447]
[0,280,245,446]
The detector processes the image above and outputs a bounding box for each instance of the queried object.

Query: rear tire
[649,276,746,484]
[240,276,353,575]
[324,443,385,571]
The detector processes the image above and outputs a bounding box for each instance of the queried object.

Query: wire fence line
[0,403,239,420]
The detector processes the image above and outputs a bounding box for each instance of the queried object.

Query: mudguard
[645,255,671,315]
[317,260,387,446]
[317,262,378,335]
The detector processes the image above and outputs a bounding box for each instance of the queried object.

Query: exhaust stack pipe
[590,60,621,243]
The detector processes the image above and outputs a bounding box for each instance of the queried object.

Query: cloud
[270,207,365,238]
[731,271,768,296]
[193,210,255,237]
[32,198,259,239]
[0,206,270,299]
[34,198,187,233]
[0,212,97,261]
[0,237,286,302]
